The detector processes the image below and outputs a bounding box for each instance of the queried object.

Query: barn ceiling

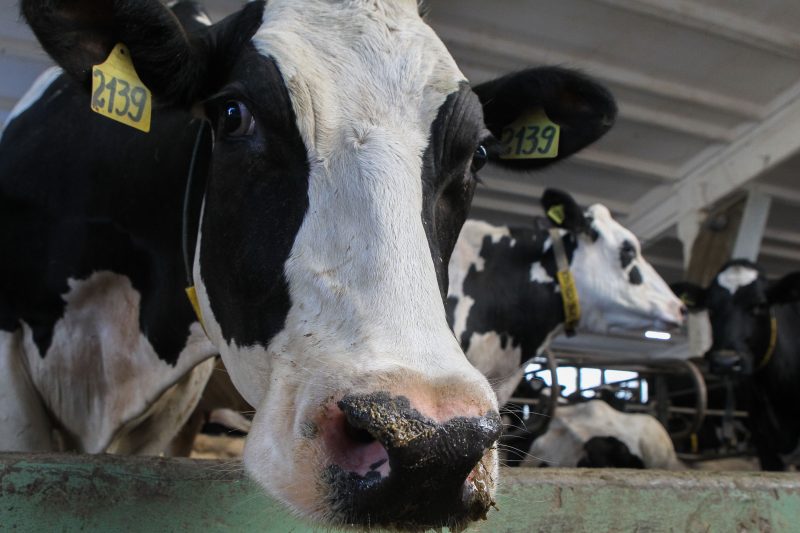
[3,0,800,359]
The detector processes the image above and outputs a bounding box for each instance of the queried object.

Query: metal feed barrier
[1,453,799,532]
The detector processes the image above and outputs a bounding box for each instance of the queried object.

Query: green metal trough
[1,453,798,532]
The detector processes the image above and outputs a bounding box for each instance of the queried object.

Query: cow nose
[320,392,501,530]
[680,304,688,318]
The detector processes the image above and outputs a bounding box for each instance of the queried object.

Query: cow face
[675,261,800,374]
[23,0,616,528]
[542,190,685,333]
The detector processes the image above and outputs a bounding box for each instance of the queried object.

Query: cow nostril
[344,419,376,444]
[680,305,688,317]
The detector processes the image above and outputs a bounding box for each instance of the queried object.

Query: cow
[520,400,681,469]
[447,189,686,406]
[0,0,617,529]
[675,260,800,471]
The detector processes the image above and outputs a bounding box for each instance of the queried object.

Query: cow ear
[474,67,616,171]
[766,272,800,305]
[670,282,707,311]
[21,0,264,106]
[541,189,588,233]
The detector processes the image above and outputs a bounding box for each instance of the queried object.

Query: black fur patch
[449,220,577,363]
[421,84,486,300]
[199,49,310,348]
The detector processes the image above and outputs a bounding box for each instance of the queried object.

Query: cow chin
[242,361,500,531]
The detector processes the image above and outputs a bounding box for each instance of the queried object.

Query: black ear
[541,189,588,233]
[766,272,800,305]
[21,0,264,106]
[474,67,616,171]
[670,282,707,311]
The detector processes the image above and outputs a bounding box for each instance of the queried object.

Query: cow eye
[220,100,255,138]
[471,144,488,172]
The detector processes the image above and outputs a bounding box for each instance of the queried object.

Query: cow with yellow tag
[0,0,617,529]
[448,189,686,405]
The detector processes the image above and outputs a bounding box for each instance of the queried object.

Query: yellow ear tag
[91,43,152,133]
[499,109,560,160]
[547,204,566,225]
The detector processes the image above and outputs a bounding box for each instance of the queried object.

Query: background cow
[520,400,681,469]
[0,0,616,529]
[676,260,800,471]
[447,189,686,405]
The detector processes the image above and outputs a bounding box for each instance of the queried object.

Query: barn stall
[3,0,800,530]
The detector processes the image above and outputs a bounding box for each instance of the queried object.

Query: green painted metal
[2,453,799,532]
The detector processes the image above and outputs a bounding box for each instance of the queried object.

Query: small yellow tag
[547,205,566,226]
[185,286,205,329]
[91,43,152,133]
[499,109,560,160]
[557,270,581,327]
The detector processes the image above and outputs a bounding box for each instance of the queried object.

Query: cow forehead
[586,204,638,249]
[252,0,465,156]
[716,265,759,295]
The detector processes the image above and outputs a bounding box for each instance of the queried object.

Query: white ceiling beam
[756,184,800,207]
[763,228,800,247]
[574,148,678,182]
[595,0,800,60]
[620,103,736,142]
[479,175,631,215]
[436,22,762,119]
[625,92,800,243]
[759,244,800,263]
[731,189,772,261]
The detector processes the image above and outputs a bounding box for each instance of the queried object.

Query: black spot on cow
[577,436,645,469]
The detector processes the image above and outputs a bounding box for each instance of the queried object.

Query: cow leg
[107,358,215,455]
[0,329,56,451]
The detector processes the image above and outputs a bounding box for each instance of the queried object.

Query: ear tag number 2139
[499,110,560,159]
[91,43,152,133]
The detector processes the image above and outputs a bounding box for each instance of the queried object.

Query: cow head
[674,261,800,374]
[23,0,615,528]
[542,190,685,333]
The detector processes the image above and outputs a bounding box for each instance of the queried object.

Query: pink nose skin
[318,404,391,479]
[311,392,501,530]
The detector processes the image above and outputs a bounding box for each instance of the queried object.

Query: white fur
[524,400,681,469]
[190,0,498,518]
[571,205,685,333]
[19,271,216,453]
[530,261,553,284]
[465,331,524,405]
[0,67,62,140]
[717,265,759,295]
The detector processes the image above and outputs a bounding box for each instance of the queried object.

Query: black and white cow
[0,0,616,529]
[447,189,685,404]
[676,260,800,471]
[522,400,681,469]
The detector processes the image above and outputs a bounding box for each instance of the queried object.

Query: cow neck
[548,228,580,336]
[755,308,778,372]
[181,119,211,332]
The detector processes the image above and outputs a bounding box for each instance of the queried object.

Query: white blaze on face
[191,0,498,515]
[717,265,759,294]
[570,205,684,333]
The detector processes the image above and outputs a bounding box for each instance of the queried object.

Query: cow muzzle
[316,392,501,530]
[707,349,749,375]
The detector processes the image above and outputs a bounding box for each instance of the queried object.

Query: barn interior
[2,1,800,529]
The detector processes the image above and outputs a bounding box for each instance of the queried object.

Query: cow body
[447,190,685,404]
[1,0,616,528]
[521,400,681,469]
[678,261,800,471]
